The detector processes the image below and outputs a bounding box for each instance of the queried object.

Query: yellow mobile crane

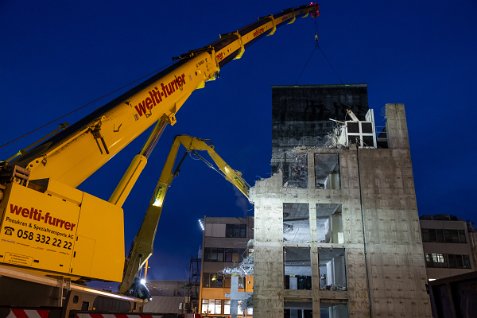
[0,2,318,313]
[120,135,249,298]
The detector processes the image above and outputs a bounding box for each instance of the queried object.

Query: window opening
[315,154,340,189]
[284,299,313,318]
[283,203,310,243]
[320,301,349,318]
[316,204,343,243]
[283,152,308,188]
[284,247,312,290]
[319,248,347,291]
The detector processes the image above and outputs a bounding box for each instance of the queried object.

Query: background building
[199,216,254,317]
[420,215,476,280]
[144,280,188,316]
[145,258,200,315]
[427,271,477,318]
[250,85,432,318]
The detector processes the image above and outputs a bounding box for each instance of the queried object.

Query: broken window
[314,154,340,189]
[316,204,343,243]
[284,299,313,318]
[283,203,310,243]
[320,301,349,318]
[319,248,347,291]
[283,152,308,188]
[284,247,312,290]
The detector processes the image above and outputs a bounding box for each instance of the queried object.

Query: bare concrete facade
[251,101,432,317]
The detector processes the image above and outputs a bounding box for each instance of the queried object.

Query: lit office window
[432,253,445,264]
[201,299,222,315]
[224,300,230,315]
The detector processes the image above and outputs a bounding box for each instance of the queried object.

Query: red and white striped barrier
[75,314,166,318]
[4,309,53,318]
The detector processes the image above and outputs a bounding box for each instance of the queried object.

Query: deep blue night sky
[1,1,476,282]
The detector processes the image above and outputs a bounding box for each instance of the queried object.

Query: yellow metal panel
[44,179,83,205]
[0,182,125,282]
[70,192,124,282]
[0,183,80,273]
[201,288,229,300]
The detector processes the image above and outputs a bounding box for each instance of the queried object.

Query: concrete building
[420,215,476,280]
[199,216,254,317]
[250,85,432,318]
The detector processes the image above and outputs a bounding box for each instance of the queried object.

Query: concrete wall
[251,104,432,317]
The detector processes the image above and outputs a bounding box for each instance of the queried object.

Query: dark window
[224,248,245,263]
[361,122,373,133]
[226,224,247,238]
[284,308,312,318]
[436,229,444,242]
[443,229,459,243]
[363,136,374,147]
[347,122,359,133]
[463,255,471,269]
[422,229,431,242]
[421,228,467,243]
[204,247,245,262]
[348,135,359,145]
[204,248,224,261]
[448,254,463,268]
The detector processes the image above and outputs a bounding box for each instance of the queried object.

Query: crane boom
[120,135,250,297]
[6,3,319,188]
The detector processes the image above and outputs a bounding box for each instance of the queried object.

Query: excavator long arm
[119,135,249,296]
